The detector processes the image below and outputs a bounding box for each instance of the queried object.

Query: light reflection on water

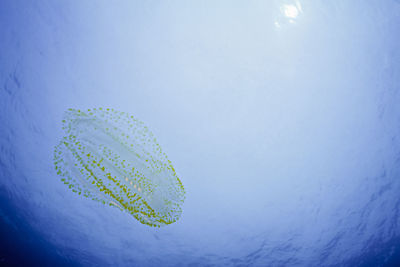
[275,0,303,29]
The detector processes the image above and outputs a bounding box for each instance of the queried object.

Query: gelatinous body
[53,108,185,227]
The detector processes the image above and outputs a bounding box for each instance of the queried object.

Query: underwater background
[1,0,400,266]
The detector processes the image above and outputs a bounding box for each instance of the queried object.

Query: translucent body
[54,108,185,227]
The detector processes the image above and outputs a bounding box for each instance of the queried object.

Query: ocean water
[1,0,400,266]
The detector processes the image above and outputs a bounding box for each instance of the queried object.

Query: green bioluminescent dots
[53,108,185,227]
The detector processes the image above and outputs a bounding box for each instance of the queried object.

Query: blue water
[1,0,400,266]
